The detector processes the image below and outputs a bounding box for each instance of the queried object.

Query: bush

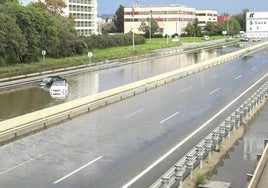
[195,173,206,187]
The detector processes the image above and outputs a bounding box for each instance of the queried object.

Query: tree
[184,18,202,37]
[114,5,124,33]
[139,17,159,38]
[0,0,18,4]
[204,23,220,36]
[219,18,241,36]
[0,12,28,64]
[101,21,116,34]
[233,9,249,32]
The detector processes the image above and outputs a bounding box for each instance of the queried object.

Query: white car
[252,38,261,42]
[49,80,68,98]
[202,35,209,41]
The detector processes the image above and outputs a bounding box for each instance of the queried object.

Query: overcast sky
[98,0,268,15]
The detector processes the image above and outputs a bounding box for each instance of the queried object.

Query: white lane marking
[209,88,220,95]
[251,66,256,71]
[0,153,46,176]
[179,86,193,94]
[123,108,145,119]
[53,156,103,184]
[160,111,180,124]
[121,73,268,188]
[211,74,219,79]
[235,75,242,80]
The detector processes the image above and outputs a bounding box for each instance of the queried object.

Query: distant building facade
[63,0,98,35]
[217,15,231,24]
[21,0,98,36]
[124,5,196,36]
[195,9,218,28]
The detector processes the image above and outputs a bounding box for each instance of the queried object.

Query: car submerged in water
[49,80,69,99]
[35,76,66,88]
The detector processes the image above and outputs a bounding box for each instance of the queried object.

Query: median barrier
[1,42,268,145]
[149,81,268,188]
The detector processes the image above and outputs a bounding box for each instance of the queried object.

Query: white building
[195,9,218,28]
[21,0,98,36]
[124,5,196,36]
[63,0,98,35]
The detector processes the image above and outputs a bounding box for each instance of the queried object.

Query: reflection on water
[0,45,241,121]
[211,106,268,188]
[0,87,52,121]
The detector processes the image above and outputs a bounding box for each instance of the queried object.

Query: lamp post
[149,10,152,40]
[132,5,135,50]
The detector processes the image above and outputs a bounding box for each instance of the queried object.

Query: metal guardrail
[149,82,268,188]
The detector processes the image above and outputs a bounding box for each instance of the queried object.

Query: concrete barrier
[1,41,268,145]
[248,141,268,188]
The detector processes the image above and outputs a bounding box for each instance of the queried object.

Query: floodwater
[0,45,241,121]
[211,103,268,187]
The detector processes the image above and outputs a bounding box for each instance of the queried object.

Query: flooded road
[0,45,242,121]
[211,103,268,187]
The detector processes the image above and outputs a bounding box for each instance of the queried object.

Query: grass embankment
[0,36,224,78]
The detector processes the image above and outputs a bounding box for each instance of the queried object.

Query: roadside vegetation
[0,0,246,78]
[0,36,228,78]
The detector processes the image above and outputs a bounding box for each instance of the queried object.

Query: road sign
[42,50,46,56]
[88,52,93,58]
[246,12,268,38]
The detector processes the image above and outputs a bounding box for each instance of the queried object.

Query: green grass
[0,36,225,78]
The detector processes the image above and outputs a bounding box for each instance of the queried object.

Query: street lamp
[132,5,135,50]
[149,10,152,40]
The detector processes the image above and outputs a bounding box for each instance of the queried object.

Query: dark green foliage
[0,2,145,65]
[0,2,79,64]
[83,33,145,50]
[184,18,202,37]
[114,5,124,33]
[204,23,221,36]
[232,9,249,32]
[0,12,28,64]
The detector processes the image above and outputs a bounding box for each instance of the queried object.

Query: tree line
[0,1,145,65]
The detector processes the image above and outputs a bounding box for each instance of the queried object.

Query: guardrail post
[225,120,231,138]
[186,155,195,179]
[196,145,204,169]
[234,110,242,126]
[219,124,226,142]
[230,116,237,130]
[161,177,170,188]
[239,106,246,119]
[213,131,220,151]
[174,165,184,188]
[205,138,212,159]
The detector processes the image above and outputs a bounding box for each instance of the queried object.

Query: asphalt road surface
[0,45,268,188]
